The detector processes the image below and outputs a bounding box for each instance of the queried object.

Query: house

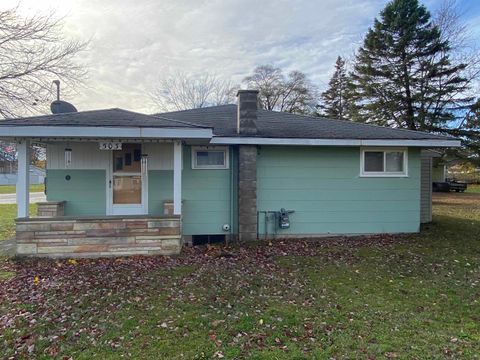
[0,142,46,185]
[0,90,460,258]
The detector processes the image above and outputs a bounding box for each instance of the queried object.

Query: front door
[108,143,148,215]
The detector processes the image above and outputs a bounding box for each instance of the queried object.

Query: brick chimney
[237,90,258,135]
[236,90,259,242]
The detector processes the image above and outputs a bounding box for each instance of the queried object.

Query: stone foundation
[37,201,65,217]
[16,215,182,258]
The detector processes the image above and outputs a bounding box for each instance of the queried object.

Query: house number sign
[99,142,122,150]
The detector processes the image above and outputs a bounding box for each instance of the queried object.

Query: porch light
[141,154,148,175]
[64,147,72,168]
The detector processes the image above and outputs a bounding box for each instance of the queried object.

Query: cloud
[2,0,478,113]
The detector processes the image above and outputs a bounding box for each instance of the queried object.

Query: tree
[243,65,317,114]
[319,56,350,119]
[429,0,480,163]
[446,98,480,165]
[151,72,237,111]
[0,6,87,118]
[349,0,473,131]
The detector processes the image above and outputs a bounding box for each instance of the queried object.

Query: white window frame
[360,148,408,177]
[191,146,229,169]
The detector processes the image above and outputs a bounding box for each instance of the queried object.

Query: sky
[2,0,480,114]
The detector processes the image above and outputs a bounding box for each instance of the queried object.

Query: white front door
[107,143,148,215]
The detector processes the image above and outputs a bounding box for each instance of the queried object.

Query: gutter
[209,137,462,148]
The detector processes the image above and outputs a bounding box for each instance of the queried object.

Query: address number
[99,142,122,150]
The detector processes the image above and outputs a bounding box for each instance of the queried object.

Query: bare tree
[0,6,88,118]
[151,72,237,111]
[243,65,318,114]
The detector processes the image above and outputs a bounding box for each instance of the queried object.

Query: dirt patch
[433,191,480,207]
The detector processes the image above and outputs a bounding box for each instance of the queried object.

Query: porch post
[173,141,182,215]
[16,139,30,218]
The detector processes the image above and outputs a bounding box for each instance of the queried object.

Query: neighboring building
[0,90,460,258]
[0,142,45,185]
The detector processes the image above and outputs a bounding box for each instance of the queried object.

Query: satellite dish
[50,80,78,114]
[51,100,78,114]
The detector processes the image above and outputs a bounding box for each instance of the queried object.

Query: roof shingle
[157,104,451,140]
[0,108,204,129]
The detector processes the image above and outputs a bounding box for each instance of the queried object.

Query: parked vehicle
[432,180,467,192]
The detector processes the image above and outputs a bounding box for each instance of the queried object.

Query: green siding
[181,146,232,235]
[148,147,233,235]
[148,170,173,215]
[257,146,421,235]
[46,169,106,216]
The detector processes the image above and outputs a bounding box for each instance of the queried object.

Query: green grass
[0,183,44,194]
[466,184,480,193]
[0,193,479,358]
[0,204,37,240]
[0,271,15,280]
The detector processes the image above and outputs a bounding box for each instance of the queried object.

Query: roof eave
[209,137,462,148]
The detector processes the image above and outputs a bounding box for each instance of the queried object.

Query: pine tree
[319,56,350,119]
[349,0,471,131]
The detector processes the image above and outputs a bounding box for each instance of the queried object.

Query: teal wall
[46,145,421,237]
[46,169,106,216]
[148,170,173,215]
[148,146,234,236]
[257,146,421,235]
[182,146,232,235]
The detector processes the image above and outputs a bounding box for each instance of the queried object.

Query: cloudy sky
[3,0,480,114]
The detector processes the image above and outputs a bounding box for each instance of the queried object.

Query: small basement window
[192,146,229,169]
[361,148,407,177]
[192,234,226,246]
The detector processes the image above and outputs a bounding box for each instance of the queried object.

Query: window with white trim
[361,148,407,176]
[192,146,229,169]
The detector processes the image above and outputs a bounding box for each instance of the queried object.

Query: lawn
[0,183,44,194]
[0,193,479,359]
[0,204,37,241]
[466,184,480,193]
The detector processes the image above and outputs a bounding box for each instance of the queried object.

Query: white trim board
[209,137,461,147]
[0,126,213,139]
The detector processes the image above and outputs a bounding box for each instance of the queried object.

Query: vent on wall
[192,234,226,246]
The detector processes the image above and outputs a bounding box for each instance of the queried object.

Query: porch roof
[0,108,213,140]
[0,108,204,128]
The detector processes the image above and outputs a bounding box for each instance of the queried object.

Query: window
[192,146,229,169]
[361,148,407,176]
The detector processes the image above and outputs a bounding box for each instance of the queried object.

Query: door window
[112,144,142,205]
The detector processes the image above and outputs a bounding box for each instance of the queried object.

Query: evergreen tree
[349,0,471,131]
[319,56,350,119]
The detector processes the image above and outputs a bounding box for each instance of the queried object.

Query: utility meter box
[278,208,294,229]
